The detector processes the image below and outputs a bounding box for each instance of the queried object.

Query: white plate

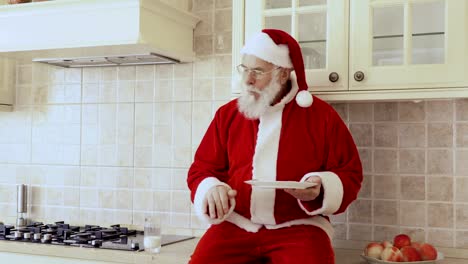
[360,252,444,264]
[244,180,317,189]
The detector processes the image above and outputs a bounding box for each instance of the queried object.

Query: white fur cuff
[297,171,343,215]
[194,177,236,224]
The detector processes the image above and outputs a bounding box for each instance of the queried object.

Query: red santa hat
[240,29,313,108]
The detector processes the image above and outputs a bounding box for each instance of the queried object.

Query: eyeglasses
[236,64,281,80]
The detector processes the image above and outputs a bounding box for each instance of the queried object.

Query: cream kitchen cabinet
[0,57,14,111]
[232,0,468,101]
[0,252,117,264]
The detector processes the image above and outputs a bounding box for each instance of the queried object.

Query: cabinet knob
[328,72,339,82]
[354,71,365,82]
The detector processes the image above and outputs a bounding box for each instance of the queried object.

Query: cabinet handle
[354,71,365,82]
[328,72,339,82]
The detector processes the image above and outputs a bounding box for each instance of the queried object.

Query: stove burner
[0,225,13,236]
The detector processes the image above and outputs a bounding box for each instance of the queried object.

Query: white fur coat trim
[194,177,236,224]
[298,171,344,215]
[226,213,334,239]
[249,73,301,225]
[264,214,334,239]
[250,109,283,225]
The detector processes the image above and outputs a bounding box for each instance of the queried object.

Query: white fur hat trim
[241,33,293,68]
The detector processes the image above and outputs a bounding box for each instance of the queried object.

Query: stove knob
[91,239,102,247]
[14,231,22,239]
[41,234,52,243]
[23,232,31,239]
[33,233,41,240]
[131,241,139,250]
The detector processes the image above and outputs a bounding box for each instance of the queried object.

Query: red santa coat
[187,76,362,238]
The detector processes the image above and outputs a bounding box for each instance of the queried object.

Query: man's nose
[245,72,256,85]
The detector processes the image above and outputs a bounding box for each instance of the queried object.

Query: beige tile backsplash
[428,203,453,228]
[374,200,398,225]
[373,175,398,199]
[2,0,468,251]
[343,98,468,248]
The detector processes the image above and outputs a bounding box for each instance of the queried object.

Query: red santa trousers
[189,221,334,264]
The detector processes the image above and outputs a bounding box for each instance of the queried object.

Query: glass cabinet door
[244,0,348,92]
[0,57,15,109]
[350,0,466,90]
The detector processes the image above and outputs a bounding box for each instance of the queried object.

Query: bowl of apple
[361,233,444,263]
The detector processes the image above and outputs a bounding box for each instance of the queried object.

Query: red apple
[382,240,393,248]
[401,246,422,261]
[365,242,384,259]
[419,243,438,260]
[411,241,422,252]
[381,246,403,262]
[394,233,411,249]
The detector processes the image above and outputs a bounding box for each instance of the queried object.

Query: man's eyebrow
[240,64,271,71]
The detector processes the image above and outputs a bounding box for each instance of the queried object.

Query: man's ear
[279,69,291,85]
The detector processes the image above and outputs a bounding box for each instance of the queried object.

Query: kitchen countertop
[0,238,467,264]
[0,238,197,264]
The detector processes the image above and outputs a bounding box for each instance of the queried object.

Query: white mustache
[245,86,261,94]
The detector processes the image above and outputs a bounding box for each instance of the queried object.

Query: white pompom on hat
[240,29,313,108]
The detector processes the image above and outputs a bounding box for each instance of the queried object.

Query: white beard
[237,74,282,119]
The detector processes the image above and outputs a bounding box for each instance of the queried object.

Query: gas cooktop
[0,221,194,251]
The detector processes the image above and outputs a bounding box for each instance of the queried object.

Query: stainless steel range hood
[0,0,200,67]
[34,53,179,68]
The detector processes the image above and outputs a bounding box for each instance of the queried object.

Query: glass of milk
[144,215,162,253]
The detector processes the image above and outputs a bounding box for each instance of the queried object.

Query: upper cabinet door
[244,0,348,92]
[350,0,466,90]
[0,57,14,111]
[238,0,468,100]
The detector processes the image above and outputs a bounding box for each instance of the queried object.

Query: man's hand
[206,185,237,219]
[283,176,322,201]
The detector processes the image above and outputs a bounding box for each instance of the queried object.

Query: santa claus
[187,29,363,264]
